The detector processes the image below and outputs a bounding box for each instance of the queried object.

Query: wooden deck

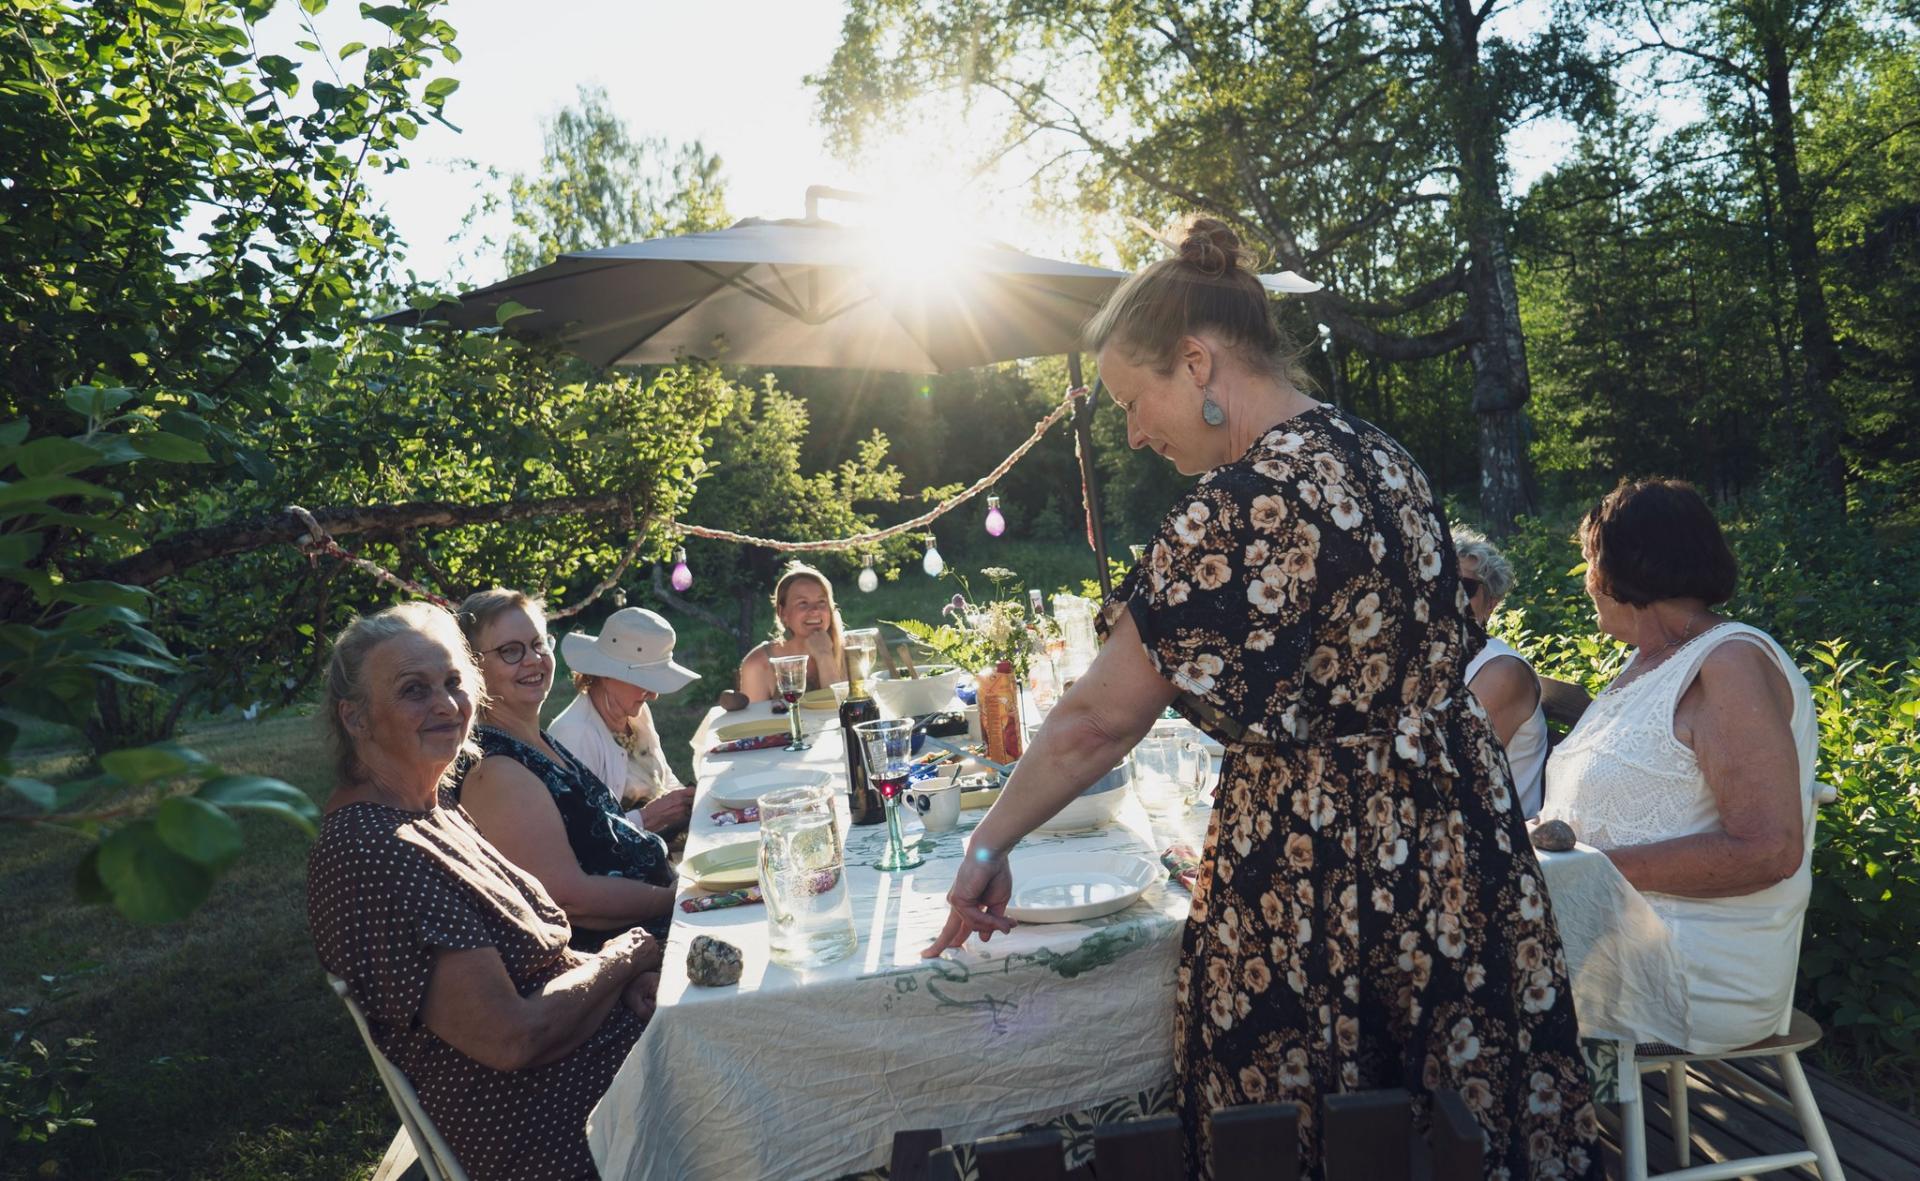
[1598,1058,1920,1181]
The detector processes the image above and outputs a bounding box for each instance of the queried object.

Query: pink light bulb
[984,495,1006,538]
[669,547,693,592]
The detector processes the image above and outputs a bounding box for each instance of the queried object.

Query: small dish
[1003,850,1160,923]
[707,769,833,810]
[712,717,790,744]
[677,842,761,890]
[798,688,839,712]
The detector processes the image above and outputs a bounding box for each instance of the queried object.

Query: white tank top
[1540,622,1817,1052]
[1464,636,1548,819]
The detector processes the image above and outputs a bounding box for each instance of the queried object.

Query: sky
[262,0,1589,290]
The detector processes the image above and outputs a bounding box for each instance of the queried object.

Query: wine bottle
[840,632,885,826]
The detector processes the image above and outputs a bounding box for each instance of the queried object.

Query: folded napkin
[1161,844,1202,892]
[680,885,764,913]
[710,805,759,826]
[708,733,789,755]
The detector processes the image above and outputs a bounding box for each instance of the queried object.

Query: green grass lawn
[0,541,1107,1180]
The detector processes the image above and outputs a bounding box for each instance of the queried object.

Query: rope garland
[285,385,1090,611]
[676,386,1088,551]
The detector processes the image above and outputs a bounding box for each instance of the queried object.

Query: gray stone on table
[687,934,745,987]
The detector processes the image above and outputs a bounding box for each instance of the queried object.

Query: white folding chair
[1615,783,1845,1181]
[328,974,471,1181]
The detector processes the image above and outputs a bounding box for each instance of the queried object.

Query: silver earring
[1201,385,1226,426]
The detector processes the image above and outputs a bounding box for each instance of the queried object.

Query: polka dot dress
[307,794,644,1181]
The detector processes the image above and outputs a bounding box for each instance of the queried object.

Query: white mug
[904,780,962,832]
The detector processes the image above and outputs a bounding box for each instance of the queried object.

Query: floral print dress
[1099,405,1598,1180]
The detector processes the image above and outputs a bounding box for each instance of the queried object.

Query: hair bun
[1178,217,1246,278]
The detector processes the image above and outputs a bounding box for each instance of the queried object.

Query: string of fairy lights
[288,387,1088,614]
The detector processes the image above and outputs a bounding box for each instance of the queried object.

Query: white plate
[1004,850,1161,923]
[707,769,833,810]
[677,842,761,890]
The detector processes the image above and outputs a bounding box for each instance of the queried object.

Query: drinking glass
[1181,739,1216,808]
[770,654,811,751]
[1131,731,1189,819]
[851,718,925,871]
[758,783,857,968]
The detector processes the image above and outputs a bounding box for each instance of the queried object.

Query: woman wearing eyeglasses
[453,588,674,950]
[1452,528,1549,818]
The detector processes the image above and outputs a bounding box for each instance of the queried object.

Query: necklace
[1604,613,1719,694]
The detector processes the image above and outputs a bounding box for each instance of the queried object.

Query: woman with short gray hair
[1453,527,1549,817]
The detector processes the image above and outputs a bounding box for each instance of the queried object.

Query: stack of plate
[1002,849,1161,923]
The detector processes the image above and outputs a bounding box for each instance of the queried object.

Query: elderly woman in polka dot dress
[307,602,661,1181]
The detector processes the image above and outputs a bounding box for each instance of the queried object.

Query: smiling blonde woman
[733,561,848,704]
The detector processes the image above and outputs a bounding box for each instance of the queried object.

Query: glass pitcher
[757,783,858,969]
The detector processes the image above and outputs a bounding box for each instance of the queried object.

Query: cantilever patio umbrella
[385,207,1130,588]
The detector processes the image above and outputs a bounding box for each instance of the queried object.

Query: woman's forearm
[523,952,631,1066]
[1606,830,1802,899]
[970,703,1141,856]
[552,875,675,931]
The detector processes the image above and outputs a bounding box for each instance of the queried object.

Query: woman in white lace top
[1539,479,1817,1053]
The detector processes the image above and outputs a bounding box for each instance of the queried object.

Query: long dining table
[586,699,1684,1181]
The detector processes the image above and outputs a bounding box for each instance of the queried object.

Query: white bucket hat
[561,607,700,695]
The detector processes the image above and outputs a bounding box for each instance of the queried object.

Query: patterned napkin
[708,733,789,755]
[710,805,760,826]
[1160,844,1202,891]
[680,885,764,913]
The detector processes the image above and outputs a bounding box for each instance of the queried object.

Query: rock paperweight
[1530,818,1577,852]
[687,935,744,987]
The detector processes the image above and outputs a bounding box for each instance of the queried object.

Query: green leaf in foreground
[95,820,214,923]
[196,774,320,833]
[155,796,245,868]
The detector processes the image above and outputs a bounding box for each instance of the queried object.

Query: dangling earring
[1201,384,1226,426]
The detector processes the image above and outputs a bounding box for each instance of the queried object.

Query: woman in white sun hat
[549,607,700,836]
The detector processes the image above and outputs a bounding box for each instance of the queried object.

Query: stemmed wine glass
[851,718,925,871]
[770,654,812,752]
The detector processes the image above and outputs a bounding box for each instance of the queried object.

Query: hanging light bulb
[857,553,879,593]
[669,546,693,592]
[921,534,945,578]
[984,494,1006,538]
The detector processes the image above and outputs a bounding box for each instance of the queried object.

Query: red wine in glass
[874,771,909,801]
[781,689,801,706]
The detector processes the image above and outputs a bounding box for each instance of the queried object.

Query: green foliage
[1,973,98,1156]
[471,82,731,277]
[678,375,914,644]
[1801,643,1920,1054]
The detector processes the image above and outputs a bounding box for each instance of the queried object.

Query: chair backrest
[972,1129,1068,1180]
[1538,674,1592,734]
[1322,1088,1411,1179]
[327,975,470,1181]
[1210,1103,1299,1181]
[1092,1114,1182,1181]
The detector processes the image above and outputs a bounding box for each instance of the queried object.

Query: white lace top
[1540,622,1817,1052]
[1465,636,1549,819]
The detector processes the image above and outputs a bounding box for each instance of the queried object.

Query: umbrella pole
[1067,353,1113,599]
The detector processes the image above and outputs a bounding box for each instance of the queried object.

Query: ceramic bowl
[866,665,963,719]
[1034,761,1132,832]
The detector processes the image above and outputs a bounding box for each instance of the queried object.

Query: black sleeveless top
[457,725,673,948]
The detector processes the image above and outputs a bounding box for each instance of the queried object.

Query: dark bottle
[841,632,885,825]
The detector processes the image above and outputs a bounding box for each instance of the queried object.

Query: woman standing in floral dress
[926,220,1598,1180]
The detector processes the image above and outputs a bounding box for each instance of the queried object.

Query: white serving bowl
[866,666,963,719]
[1034,761,1132,832]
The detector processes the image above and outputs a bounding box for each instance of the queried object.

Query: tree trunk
[1761,38,1847,498]
[1443,0,1537,535]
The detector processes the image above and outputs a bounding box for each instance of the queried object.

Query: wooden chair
[327,975,470,1181]
[1538,673,1592,745]
[1211,1102,1299,1181]
[1614,783,1846,1180]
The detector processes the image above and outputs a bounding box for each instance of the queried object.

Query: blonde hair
[321,602,485,788]
[1086,216,1314,390]
[454,587,545,651]
[770,562,844,666]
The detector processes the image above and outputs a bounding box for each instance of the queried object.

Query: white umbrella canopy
[390,217,1128,374]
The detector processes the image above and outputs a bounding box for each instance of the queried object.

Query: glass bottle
[839,628,885,826]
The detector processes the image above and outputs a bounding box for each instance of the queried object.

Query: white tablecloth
[585,705,1687,1178]
[587,702,1211,1181]
[1534,844,1692,1049]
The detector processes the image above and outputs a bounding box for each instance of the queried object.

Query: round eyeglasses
[482,635,555,666]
